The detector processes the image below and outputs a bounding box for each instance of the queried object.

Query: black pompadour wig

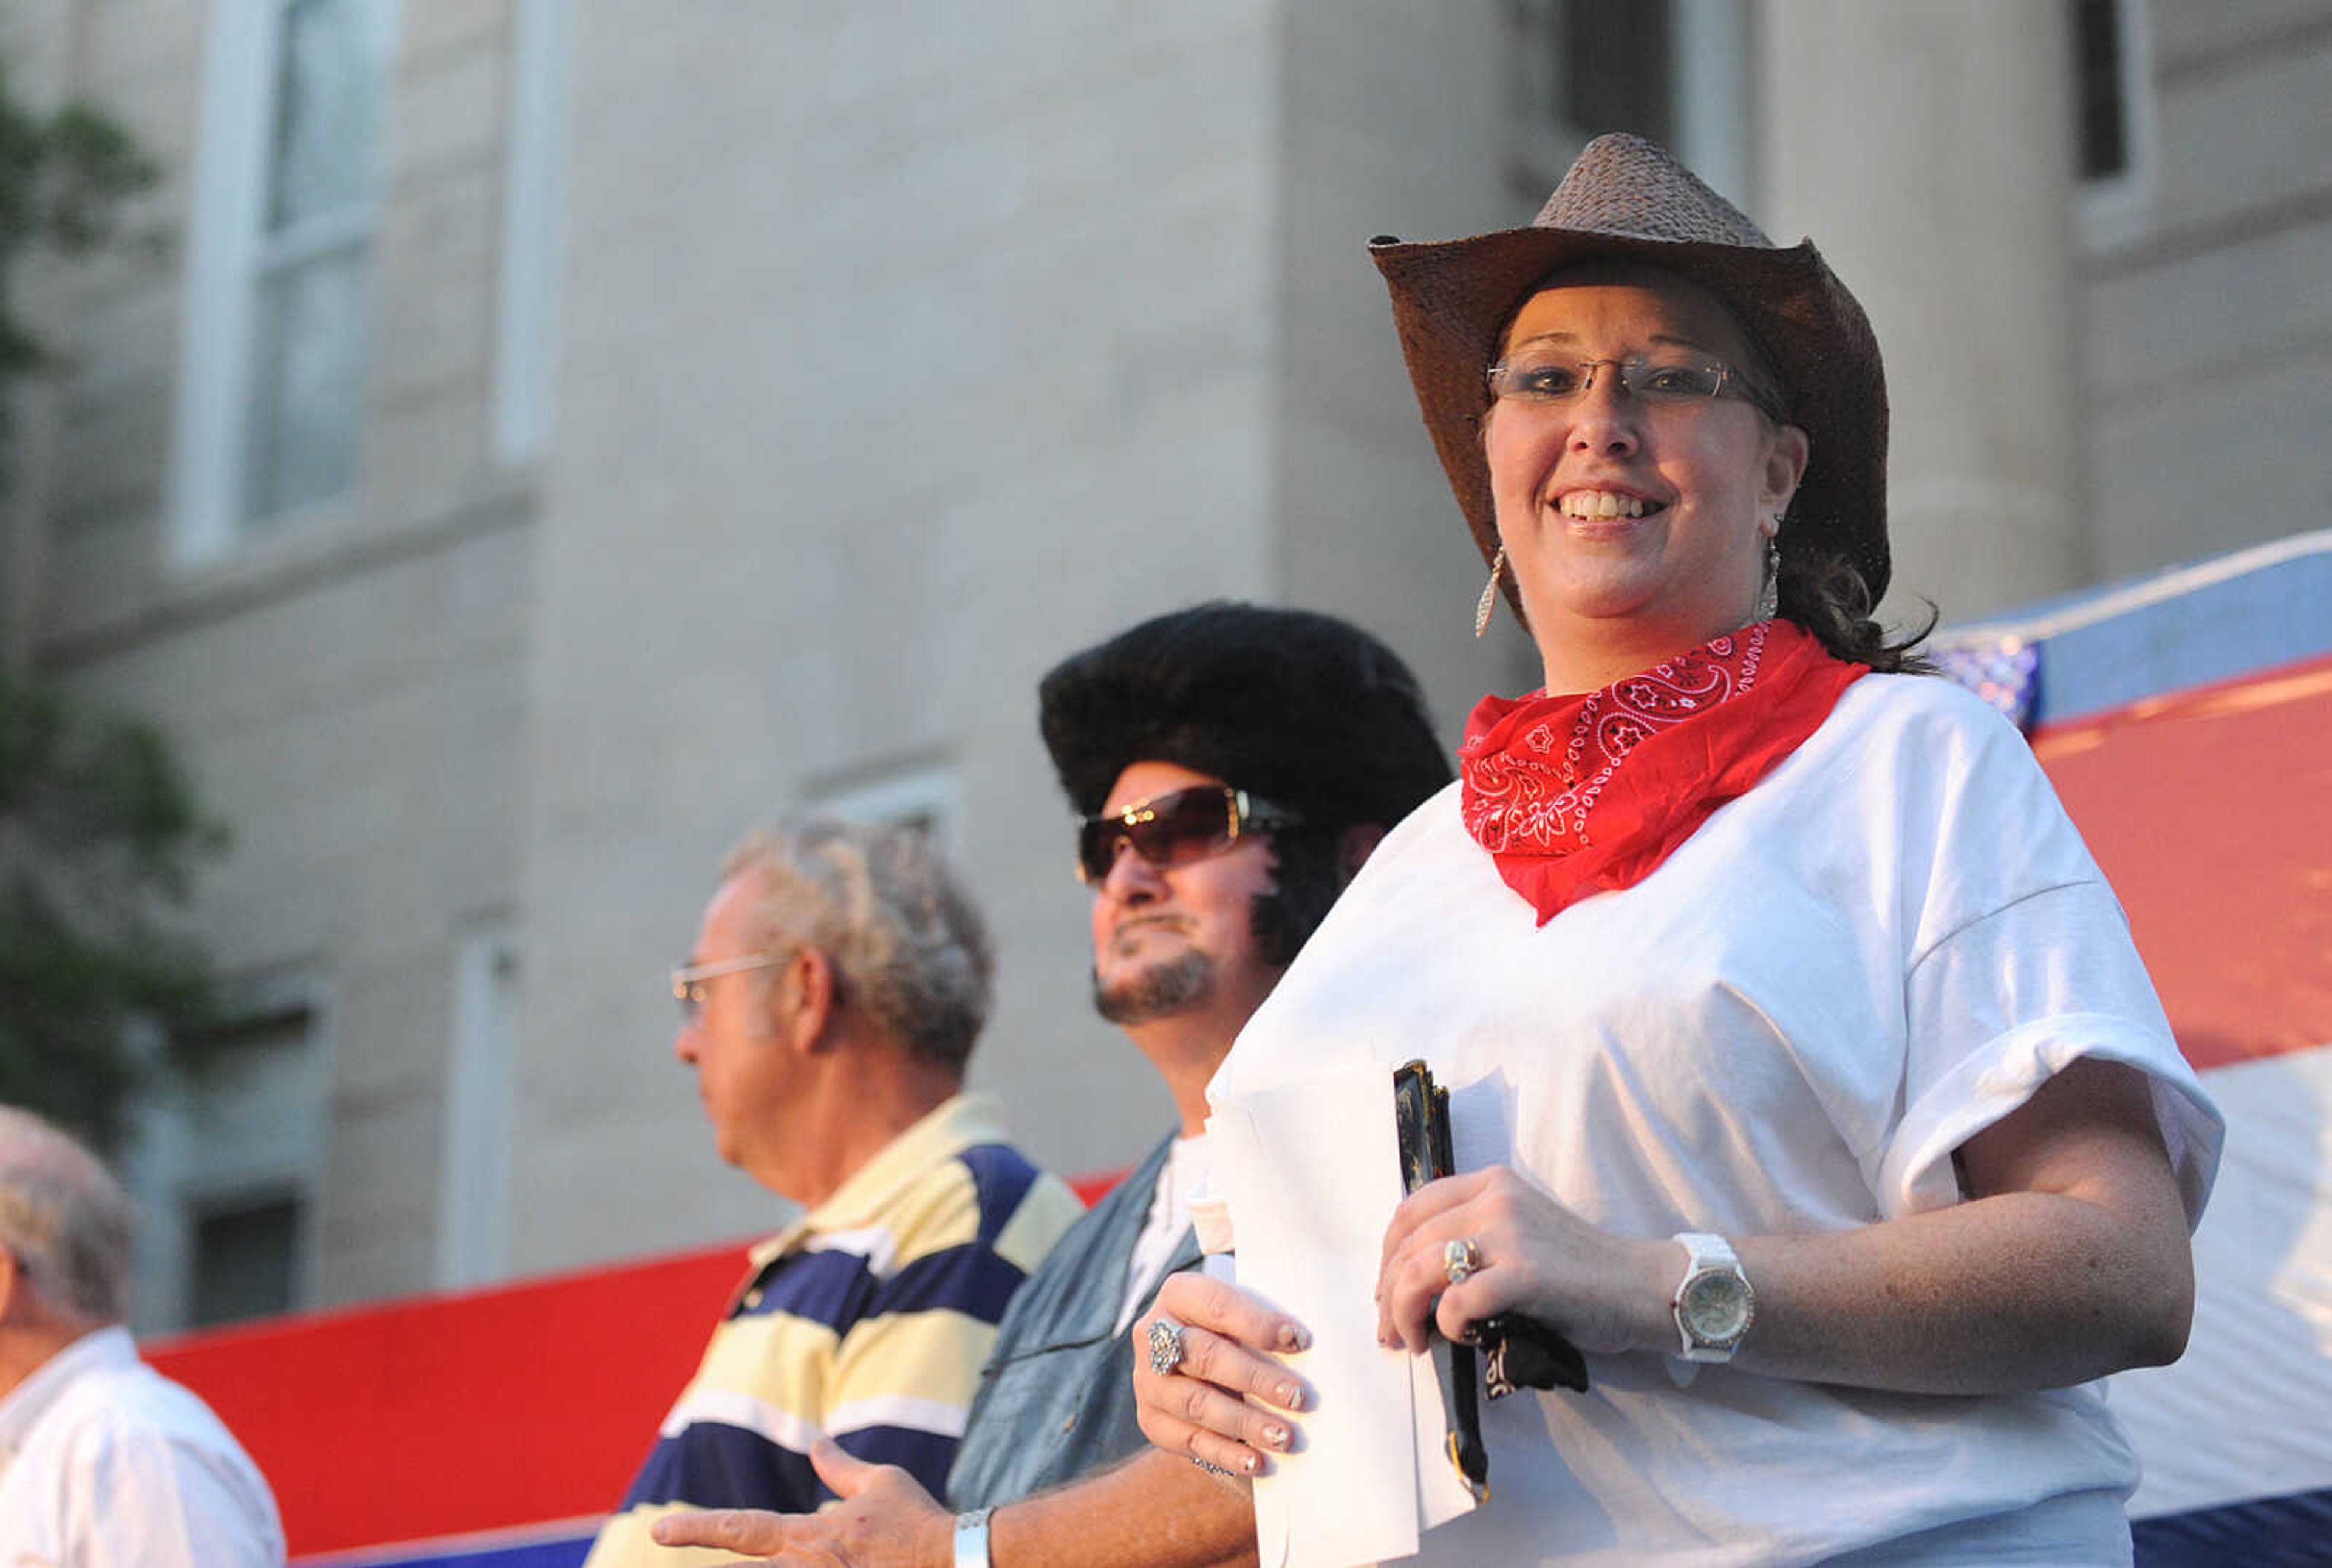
[1040,603,1451,960]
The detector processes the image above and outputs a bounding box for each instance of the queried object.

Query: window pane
[267,0,394,232]
[2071,0,2129,182]
[245,245,370,520]
[1560,0,1674,147]
[190,1195,302,1328]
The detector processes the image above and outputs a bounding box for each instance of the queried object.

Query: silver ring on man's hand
[1148,1314,1188,1377]
[1444,1236,1482,1286]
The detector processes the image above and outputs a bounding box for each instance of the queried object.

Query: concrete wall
[1762,0,2088,627]
[2081,0,2332,581]
[74,509,534,1309]
[10,0,538,1313]
[508,2,1290,1270]
[1273,0,1542,727]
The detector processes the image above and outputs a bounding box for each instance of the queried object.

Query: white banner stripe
[2122,1044,2332,1518]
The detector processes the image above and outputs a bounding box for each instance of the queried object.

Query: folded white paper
[1209,1061,1482,1568]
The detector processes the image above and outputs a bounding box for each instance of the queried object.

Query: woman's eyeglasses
[670,952,785,1023]
[1487,353,1775,416]
[1074,785,1300,886]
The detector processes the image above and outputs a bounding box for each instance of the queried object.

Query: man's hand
[648,1440,951,1567]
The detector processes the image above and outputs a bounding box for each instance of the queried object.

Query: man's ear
[1337,822,1388,883]
[780,946,838,1054]
[0,1246,27,1325]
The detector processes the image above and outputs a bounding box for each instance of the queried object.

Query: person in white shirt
[0,1105,285,1568]
[1127,133,2224,1566]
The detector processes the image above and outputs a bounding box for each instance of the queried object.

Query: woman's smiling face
[1483,265,1807,690]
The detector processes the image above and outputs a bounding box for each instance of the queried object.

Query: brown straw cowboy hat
[1369,132,1889,618]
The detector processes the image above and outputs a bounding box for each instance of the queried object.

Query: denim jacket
[945,1131,1201,1510]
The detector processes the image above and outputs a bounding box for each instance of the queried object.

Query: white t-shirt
[1210,674,2223,1567]
[1117,1134,1212,1335]
[0,1325,286,1568]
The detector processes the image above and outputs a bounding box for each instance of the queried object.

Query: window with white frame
[491,0,568,466]
[812,763,964,863]
[171,0,397,561]
[120,985,332,1334]
[247,0,394,520]
[434,921,520,1290]
[2071,0,2157,247]
[1507,0,1754,214]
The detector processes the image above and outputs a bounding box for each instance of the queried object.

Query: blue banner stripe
[958,1142,1041,1247]
[315,1530,593,1568]
[867,1241,1026,1324]
[2133,1486,2332,1567]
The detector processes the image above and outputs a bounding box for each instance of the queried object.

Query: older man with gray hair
[586,819,1085,1566]
[0,1106,285,1566]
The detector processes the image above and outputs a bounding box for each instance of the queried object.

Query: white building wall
[507,2,1290,1270]
[11,0,539,1314]
[1762,0,2090,625]
[1272,0,1541,715]
[2081,1,2332,581]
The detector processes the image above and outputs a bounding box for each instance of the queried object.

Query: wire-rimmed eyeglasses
[1486,353,1776,417]
[670,952,784,1024]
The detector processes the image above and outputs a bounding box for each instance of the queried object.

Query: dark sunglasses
[1074,784,1300,886]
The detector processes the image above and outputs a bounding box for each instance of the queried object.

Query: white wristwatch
[1671,1232,1755,1363]
[953,1507,994,1568]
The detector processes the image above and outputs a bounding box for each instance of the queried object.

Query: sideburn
[1248,829,1345,968]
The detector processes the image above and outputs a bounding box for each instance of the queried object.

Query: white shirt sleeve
[1876,690,2223,1224]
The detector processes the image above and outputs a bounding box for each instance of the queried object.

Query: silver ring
[1148,1314,1187,1377]
[1444,1236,1482,1286]
[1192,1456,1238,1479]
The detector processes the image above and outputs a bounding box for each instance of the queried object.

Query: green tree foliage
[0,61,159,382]
[0,680,225,1151]
[1,65,217,1151]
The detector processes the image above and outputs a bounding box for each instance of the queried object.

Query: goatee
[1093,951,1214,1026]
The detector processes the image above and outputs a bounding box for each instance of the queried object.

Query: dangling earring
[1474,544,1507,638]
[1753,530,1781,623]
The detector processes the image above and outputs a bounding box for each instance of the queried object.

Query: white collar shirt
[0,1324,285,1568]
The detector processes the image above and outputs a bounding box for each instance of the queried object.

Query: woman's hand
[1370,1062,2195,1396]
[1376,1167,1671,1357]
[1133,1271,1315,1479]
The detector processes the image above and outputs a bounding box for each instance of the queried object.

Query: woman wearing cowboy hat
[1133,135,2222,1565]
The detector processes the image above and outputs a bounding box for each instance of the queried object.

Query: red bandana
[1459,619,1866,924]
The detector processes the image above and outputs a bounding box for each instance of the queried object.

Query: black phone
[1392,1060,1592,1502]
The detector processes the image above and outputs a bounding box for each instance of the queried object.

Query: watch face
[1681,1270,1751,1345]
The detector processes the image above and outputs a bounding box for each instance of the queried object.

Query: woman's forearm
[1725,1191,2191,1393]
[1383,1057,2194,1397]
[1721,1058,2193,1394]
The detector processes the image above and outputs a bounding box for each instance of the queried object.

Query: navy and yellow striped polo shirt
[586,1094,1083,1566]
